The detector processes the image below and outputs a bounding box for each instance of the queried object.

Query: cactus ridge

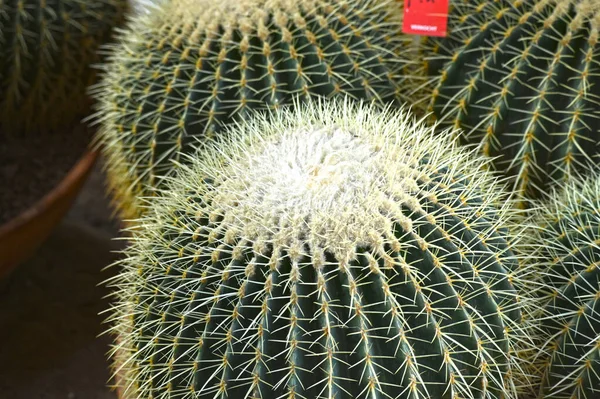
[106,99,537,399]
[0,0,128,133]
[93,0,410,220]
[420,0,600,201]
[532,175,600,399]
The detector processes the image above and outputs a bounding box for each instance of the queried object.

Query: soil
[0,125,92,225]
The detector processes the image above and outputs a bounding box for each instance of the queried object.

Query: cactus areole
[94,0,409,219]
[107,100,532,399]
[424,0,600,201]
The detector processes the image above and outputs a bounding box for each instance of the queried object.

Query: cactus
[105,99,537,399]
[418,0,600,203]
[530,174,600,399]
[0,0,129,133]
[93,0,413,220]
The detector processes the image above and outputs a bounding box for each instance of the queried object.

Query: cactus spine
[530,174,600,398]
[0,0,129,133]
[93,0,411,220]
[106,99,536,399]
[419,0,600,203]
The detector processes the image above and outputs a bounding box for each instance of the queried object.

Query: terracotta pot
[0,148,99,278]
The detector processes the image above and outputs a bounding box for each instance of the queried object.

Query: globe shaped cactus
[105,99,536,399]
[531,174,600,398]
[93,0,412,220]
[0,0,129,133]
[419,0,600,203]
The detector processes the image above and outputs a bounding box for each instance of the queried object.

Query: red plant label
[402,0,449,37]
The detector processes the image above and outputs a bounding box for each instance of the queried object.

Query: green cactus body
[0,0,129,133]
[532,175,600,399]
[106,99,536,399]
[94,0,412,220]
[420,0,600,203]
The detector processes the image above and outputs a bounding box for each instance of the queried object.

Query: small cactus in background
[0,0,129,133]
[106,99,537,399]
[93,0,412,220]
[418,0,600,203]
[531,174,600,398]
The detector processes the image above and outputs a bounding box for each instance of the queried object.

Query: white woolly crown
[150,98,519,264]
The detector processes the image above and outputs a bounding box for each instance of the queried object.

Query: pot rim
[0,148,99,237]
